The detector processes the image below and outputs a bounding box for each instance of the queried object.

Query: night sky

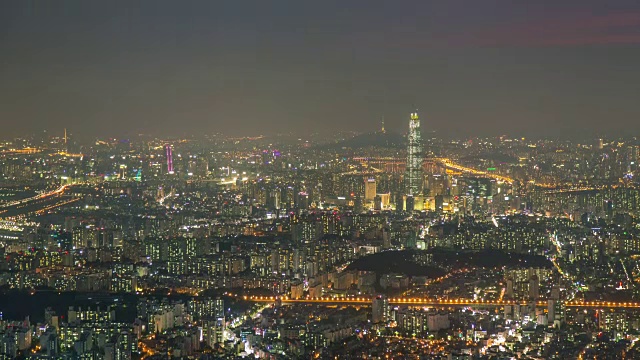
[2,1,640,139]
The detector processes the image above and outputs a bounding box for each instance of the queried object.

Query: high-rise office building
[164,144,174,174]
[405,112,423,195]
[364,177,377,202]
[627,145,638,173]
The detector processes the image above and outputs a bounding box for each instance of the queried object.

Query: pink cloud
[447,11,640,47]
[526,33,640,47]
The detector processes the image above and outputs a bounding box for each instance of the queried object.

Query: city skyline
[3,2,640,359]
[0,105,639,358]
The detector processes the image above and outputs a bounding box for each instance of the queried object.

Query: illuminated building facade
[405,112,423,195]
[372,296,389,323]
[164,144,174,174]
[364,177,376,202]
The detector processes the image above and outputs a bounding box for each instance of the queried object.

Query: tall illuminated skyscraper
[164,144,174,174]
[405,112,423,195]
[364,177,376,202]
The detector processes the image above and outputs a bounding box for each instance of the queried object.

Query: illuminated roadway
[432,160,616,192]
[0,185,77,218]
[237,295,640,309]
[353,157,521,185]
[352,156,620,192]
[434,158,516,184]
[0,184,71,208]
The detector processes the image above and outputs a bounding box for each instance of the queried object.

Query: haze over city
[3,1,640,138]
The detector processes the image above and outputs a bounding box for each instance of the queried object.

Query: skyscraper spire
[381,116,386,133]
